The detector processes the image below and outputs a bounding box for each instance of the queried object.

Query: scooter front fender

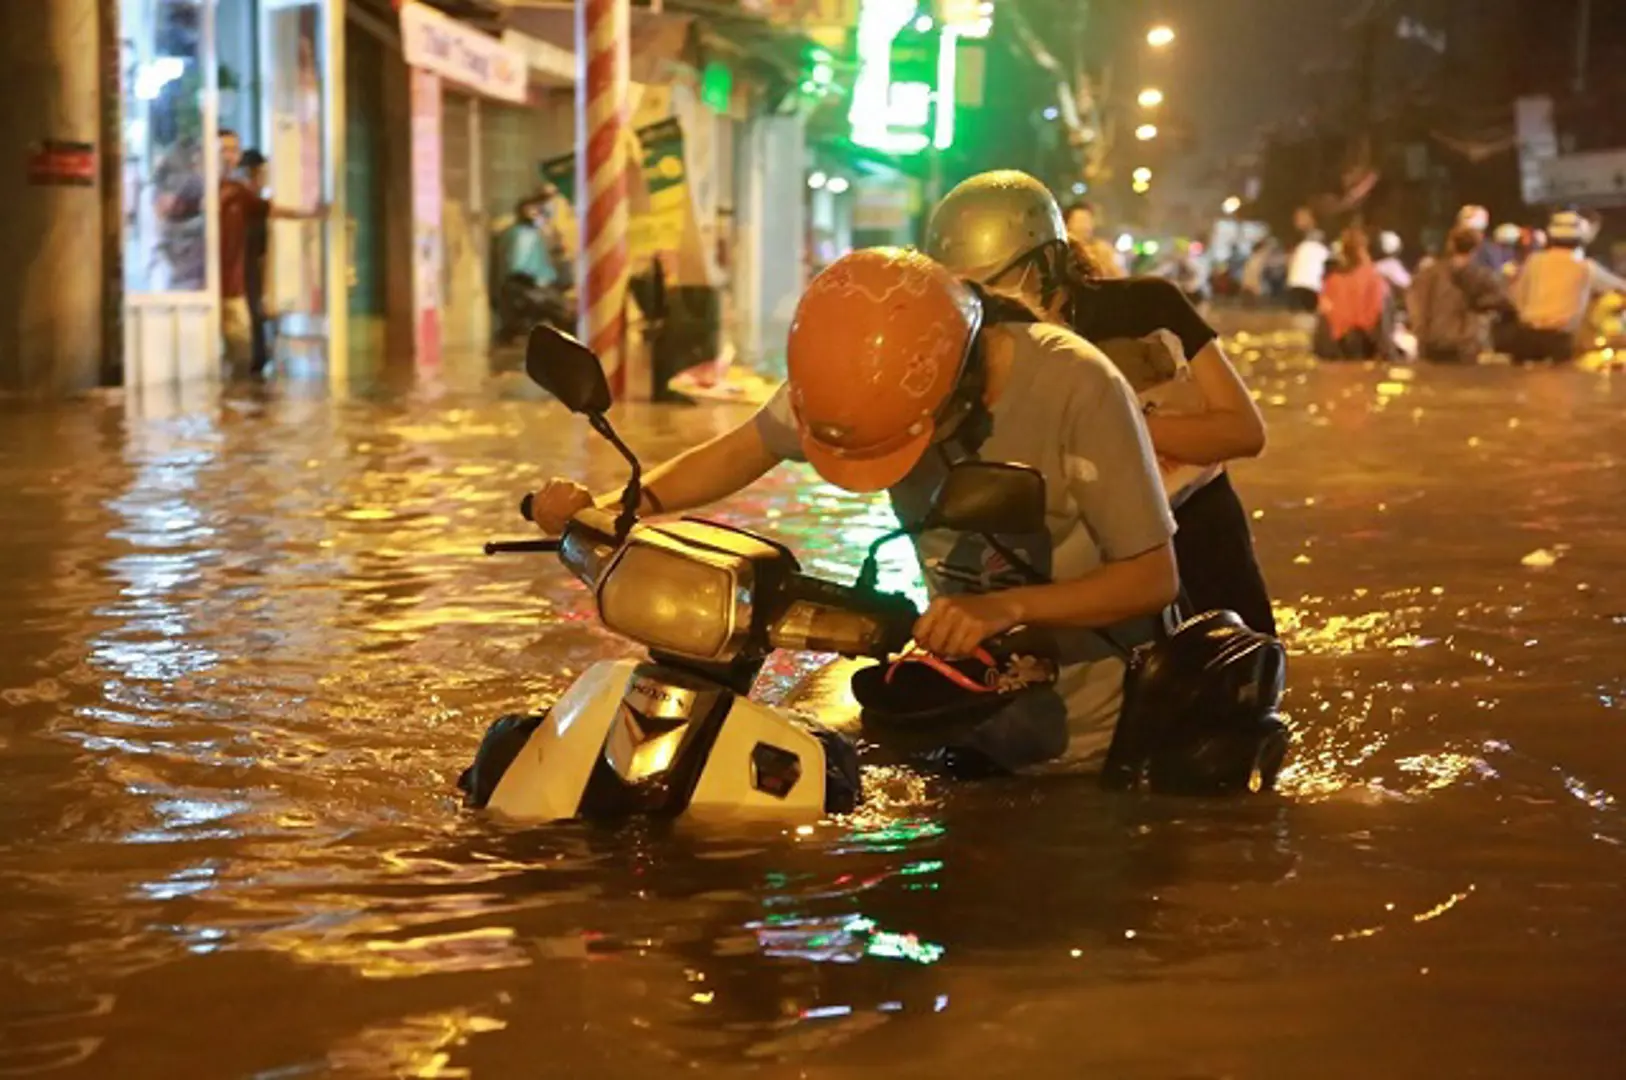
[486,659,640,823]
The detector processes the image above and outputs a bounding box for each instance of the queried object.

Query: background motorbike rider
[495,193,572,343]
[529,247,1180,772]
[925,170,1276,636]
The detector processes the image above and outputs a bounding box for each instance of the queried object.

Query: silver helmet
[925,170,1067,283]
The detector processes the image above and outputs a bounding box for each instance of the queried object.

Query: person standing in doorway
[217,130,256,376]
[219,130,317,378]
[239,149,272,376]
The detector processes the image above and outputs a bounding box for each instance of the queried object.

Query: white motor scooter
[464,325,1040,826]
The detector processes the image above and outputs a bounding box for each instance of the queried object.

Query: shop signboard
[1539,149,1626,208]
[1516,95,1559,205]
[28,140,97,186]
[401,0,527,104]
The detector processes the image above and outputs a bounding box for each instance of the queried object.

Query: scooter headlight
[597,532,754,661]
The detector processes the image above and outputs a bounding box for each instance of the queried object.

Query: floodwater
[3,330,1625,1079]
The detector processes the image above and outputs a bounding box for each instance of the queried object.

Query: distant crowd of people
[1274,204,1624,365]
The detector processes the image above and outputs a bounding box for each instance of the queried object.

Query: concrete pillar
[0,0,104,394]
[381,37,417,369]
[323,0,348,391]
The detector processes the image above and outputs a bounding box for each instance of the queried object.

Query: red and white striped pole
[575,0,631,398]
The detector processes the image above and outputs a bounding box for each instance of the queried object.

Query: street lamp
[1222,195,1242,215]
[1132,166,1153,183]
[1137,87,1164,108]
[1135,123,1159,141]
[1147,24,1175,48]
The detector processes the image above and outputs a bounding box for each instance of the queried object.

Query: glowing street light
[1137,87,1164,108]
[1132,166,1153,183]
[1147,24,1175,48]
[807,170,828,190]
[1132,180,1151,195]
[1222,195,1242,215]
[1135,123,1159,141]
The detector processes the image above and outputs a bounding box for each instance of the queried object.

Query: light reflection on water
[3,334,1626,1077]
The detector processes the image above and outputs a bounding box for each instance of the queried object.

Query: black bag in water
[1101,609,1290,795]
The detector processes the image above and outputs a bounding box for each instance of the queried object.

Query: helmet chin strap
[933,332,992,459]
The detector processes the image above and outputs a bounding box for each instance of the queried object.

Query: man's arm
[914,366,1179,657]
[595,417,779,516]
[1588,259,1626,296]
[1465,265,1513,314]
[1001,543,1178,628]
[913,543,1178,657]
[267,194,323,220]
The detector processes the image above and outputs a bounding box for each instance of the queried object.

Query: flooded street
[3,328,1626,1079]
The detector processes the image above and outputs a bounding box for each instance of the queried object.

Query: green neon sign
[849,0,986,155]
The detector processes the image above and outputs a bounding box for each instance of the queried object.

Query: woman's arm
[1143,339,1268,465]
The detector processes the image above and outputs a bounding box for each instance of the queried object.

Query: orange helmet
[786,248,983,493]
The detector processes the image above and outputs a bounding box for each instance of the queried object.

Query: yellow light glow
[1132,166,1153,183]
[1137,87,1163,108]
[1222,195,1242,214]
[1147,25,1175,47]
[1135,123,1159,141]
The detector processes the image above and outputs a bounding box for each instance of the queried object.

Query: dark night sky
[1133,0,1355,219]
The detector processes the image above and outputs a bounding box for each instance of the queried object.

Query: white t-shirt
[1287,239,1330,292]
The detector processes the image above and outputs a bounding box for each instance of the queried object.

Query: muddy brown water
[2,338,1625,1078]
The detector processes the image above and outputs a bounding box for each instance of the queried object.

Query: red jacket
[1319,262,1388,339]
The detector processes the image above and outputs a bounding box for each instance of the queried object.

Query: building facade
[1,0,827,398]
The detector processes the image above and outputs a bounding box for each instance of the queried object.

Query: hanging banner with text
[541,117,689,263]
[400,0,527,103]
[410,69,444,369]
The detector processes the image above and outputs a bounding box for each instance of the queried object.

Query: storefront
[395,0,531,368]
[119,0,221,387]
[117,0,343,387]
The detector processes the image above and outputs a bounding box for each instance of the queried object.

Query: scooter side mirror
[525,323,643,543]
[853,461,1047,594]
[526,324,612,415]
[924,461,1047,535]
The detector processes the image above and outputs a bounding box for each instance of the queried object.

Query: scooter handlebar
[768,576,920,660]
